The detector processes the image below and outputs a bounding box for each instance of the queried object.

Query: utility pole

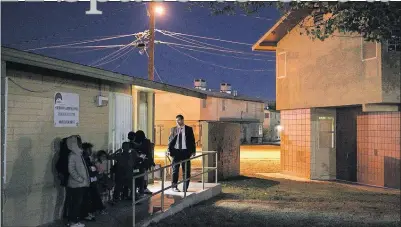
[148,2,156,81]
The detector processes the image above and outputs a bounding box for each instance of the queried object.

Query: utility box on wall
[201,121,241,182]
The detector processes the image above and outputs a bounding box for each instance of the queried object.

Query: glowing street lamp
[154,5,165,16]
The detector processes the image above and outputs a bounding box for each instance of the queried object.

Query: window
[313,13,324,25]
[388,29,400,52]
[222,100,226,111]
[246,102,249,112]
[202,99,207,108]
[361,39,377,61]
[277,52,286,78]
[265,113,270,118]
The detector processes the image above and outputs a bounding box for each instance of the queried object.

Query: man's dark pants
[171,149,191,191]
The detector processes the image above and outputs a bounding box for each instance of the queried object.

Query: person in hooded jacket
[133,130,155,196]
[66,135,90,227]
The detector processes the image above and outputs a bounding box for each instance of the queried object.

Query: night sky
[2,2,280,100]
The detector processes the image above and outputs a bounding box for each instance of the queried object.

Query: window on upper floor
[313,13,324,26]
[361,39,377,61]
[222,99,226,111]
[388,29,401,52]
[277,52,286,78]
[202,99,207,108]
[265,113,270,119]
[246,102,249,112]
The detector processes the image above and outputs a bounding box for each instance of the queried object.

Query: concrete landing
[40,181,221,227]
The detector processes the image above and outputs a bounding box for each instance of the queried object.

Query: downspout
[1,60,8,227]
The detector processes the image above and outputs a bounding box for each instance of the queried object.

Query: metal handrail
[132,151,218,226]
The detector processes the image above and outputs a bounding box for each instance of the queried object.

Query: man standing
[168,114,196,192]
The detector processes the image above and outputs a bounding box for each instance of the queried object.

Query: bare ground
[150,159,400,227]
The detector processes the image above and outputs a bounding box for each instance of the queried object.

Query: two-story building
[263,108,281,142]
[253,10,400,188]
[155,79,265,146]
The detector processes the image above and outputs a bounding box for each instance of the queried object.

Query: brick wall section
[357,112,401,188]
[201,121,240,181]
[4,69,130,226]
[280,109,311,178]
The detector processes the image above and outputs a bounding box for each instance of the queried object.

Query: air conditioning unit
[95,95,108,107]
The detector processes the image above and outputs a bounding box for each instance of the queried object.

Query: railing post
[215,152,218,183]
[132,175,136,227]
[161,168,165,212]
[202,154,205,190]
[184,160,187,198]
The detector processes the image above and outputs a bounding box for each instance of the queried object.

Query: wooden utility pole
[148,2,155,81]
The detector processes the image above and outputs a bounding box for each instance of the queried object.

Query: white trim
[361,38,378,62]
[0,61,6,227]
[277,52,287,78]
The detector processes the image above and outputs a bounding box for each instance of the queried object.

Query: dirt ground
[150,159,400,227]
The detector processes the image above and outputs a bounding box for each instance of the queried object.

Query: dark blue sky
[2,2,280,100]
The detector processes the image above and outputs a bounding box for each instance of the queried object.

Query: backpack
[56,137,72,187]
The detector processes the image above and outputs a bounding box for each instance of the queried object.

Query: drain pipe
[1,61,8,227]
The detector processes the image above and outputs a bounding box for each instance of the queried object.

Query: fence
[131,151,218,226]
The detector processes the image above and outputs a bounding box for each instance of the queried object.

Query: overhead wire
[167,44,273,72]
[157,30,240,53]
[25,33,140,51]
[157,30,273,61]
[156,29,253,46]
[170,45,273,61]
[158,41,272,57]
[90,41,136,66]
[94,45,135,67]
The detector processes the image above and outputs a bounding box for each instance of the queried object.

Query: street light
[154,5,165,15]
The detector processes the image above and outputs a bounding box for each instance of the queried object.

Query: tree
[193,2,401,43]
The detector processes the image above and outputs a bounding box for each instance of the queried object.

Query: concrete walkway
[41,181,221,227]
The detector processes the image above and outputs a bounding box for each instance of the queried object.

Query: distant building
[263,108,281,142]
[155,79,265,146]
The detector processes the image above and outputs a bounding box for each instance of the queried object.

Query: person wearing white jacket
[66,135,90,227]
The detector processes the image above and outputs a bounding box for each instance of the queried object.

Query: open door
[109,93,133,151]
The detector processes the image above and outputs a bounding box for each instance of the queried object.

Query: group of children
[56,130,154,227]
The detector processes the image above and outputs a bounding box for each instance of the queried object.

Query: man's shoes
[172,188,181,192]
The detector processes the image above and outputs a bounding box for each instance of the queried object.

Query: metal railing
[131,151,218,226]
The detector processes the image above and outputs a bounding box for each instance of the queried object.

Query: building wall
[381,43,401,103]
[263,110,281,141]
[201,121,240,182]
[4,69,130,226]
[357,112,401,188]
[275,22,401,110]
[280,109,311,178]
[155,92,201,121]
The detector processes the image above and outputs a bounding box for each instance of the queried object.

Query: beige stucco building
[263,109,281,142]
[0,47,206,226]
[155,81,265,146]
[253,11,400,188]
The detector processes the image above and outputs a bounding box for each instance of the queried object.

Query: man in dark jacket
[133,130,155,195]
[168,115,196,192]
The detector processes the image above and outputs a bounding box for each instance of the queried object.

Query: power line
[156,29,253,46]
[158,30,273,61]
[157,41,273,57]
[94,46,135,67]
[157,30,246,55]
[171,45,273,61]
[25,33,140,51]
[90,41,135,66]
[167,45,273,72]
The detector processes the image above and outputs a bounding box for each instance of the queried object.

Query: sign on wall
[54,92,79,127]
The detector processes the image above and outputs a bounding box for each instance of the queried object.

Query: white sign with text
[54,92,80,127]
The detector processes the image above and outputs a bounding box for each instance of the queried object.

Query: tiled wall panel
[281,109,311,178]
[357,112,400,188]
